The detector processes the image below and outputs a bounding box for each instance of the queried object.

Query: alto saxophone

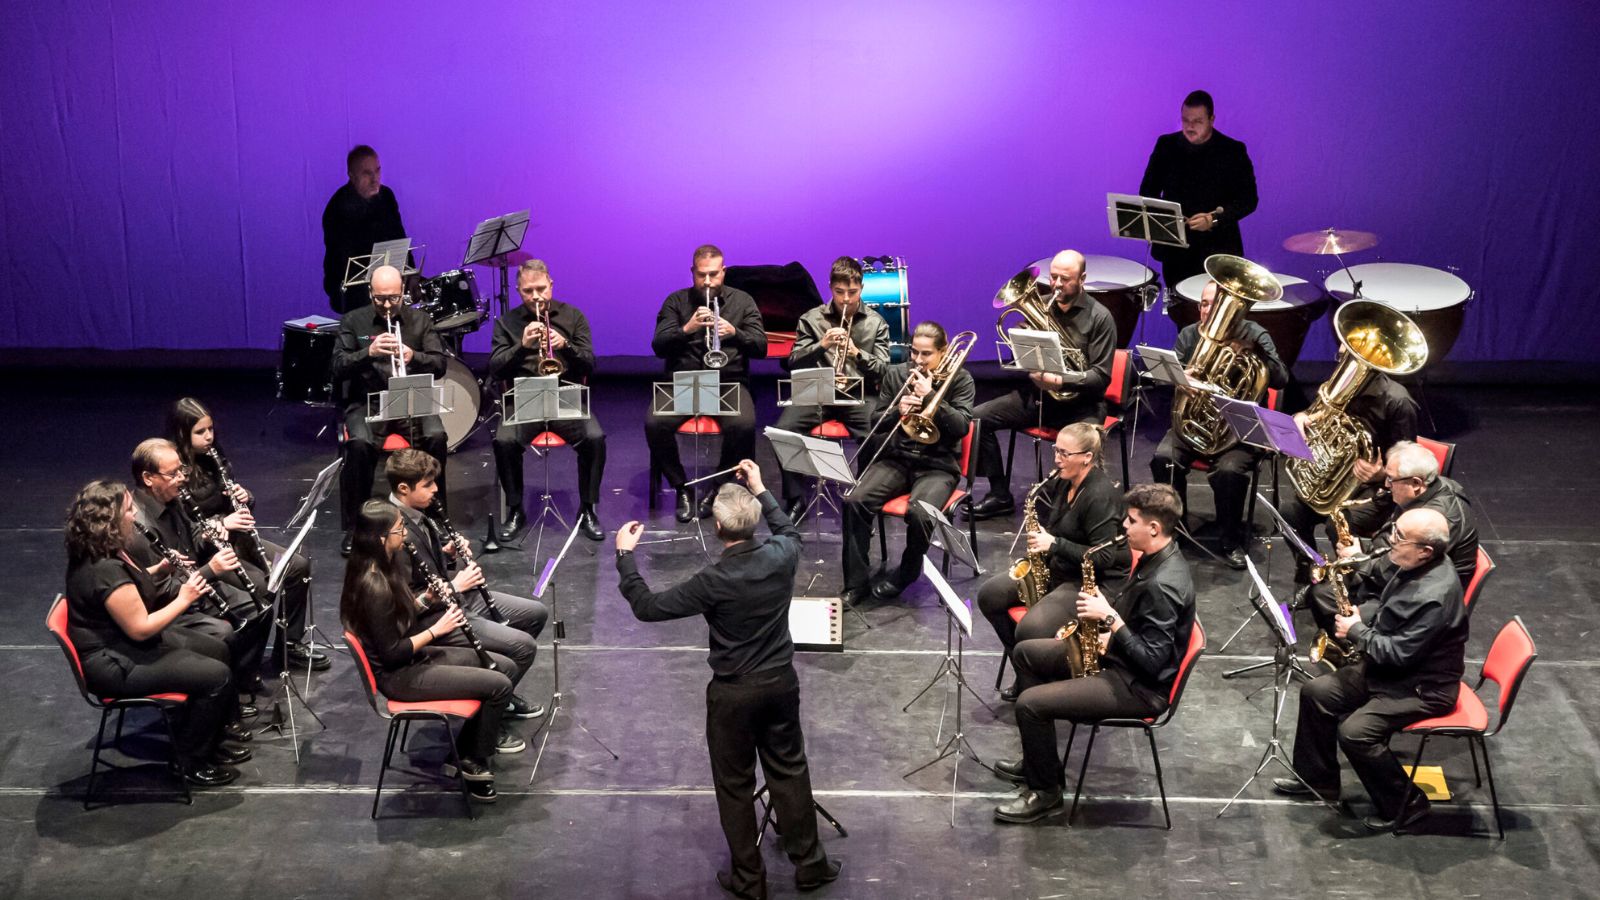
[1055,534,1127,678]
[1308,506,1370,670]
[1007,471,1057,608]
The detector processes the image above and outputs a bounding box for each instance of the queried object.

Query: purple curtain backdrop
[3,1,1598,362]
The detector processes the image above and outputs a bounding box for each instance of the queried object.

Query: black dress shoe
[839,587,870,609]
[237,703,260,720]
[783,498,809,525]
[1272,777,1335,800]
[794,858,841,892]
[212,743,253,766]
[697,488,717,520]
[969,493,1016,521]
[992,758,1026,785]
[1363,796,1430,831]
[223,721,253,743]
[281,642,332,672]
[871,577,904,602]
[340,531,353,558]
[999,683,1020,704]
[577,506,603,542]
[466,780,498,803]
[994,787,1064,823]
[675,489,696,524]
[498,507,526,543]
[716,870,767,900]
[1222,545,1248,570]
[179,761,239,787]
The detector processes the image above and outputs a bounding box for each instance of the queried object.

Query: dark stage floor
[3,363,1598,899]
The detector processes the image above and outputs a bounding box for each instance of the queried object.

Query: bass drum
[1174,272,1329,367]
[860,262,910,363]
[1081,255,1156,348]
[439,356,482,452]
[277,318,337,405]
[1324,263,1471,361]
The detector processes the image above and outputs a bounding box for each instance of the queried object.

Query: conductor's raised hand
[734,459,764,496]
[616,520,644,552]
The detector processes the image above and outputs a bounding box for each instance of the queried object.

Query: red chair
[1005,349,1136,489]
[648,416,723,510]
[1390,616,1536,838]
[1462,547,1495,611]
[45,596,192,808]
[877,421,981,576]
[344,631,482,819]
[1416,436,1456,478]
[1060,618,1206,829]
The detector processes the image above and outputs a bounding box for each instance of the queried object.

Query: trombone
[899,330,976,444]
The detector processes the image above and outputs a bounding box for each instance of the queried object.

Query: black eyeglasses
[1387,526,1425,548]
[1053,448,1091,458]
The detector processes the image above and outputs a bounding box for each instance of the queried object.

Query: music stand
[462,209,531,317]
[998,328,1068,378]
[1218,495,1324,681]
[1215,398,1315,461]
[1106,193,1188,249]
[901,557,992,826]
[776,367,864,408]
[915,500,983,579]
[1217,555,1340,817]
[652,370,740,552]
[766,426,865,626]
[1136,345,1221,395]
[365,373,450,423]
[502,375,592,559]
[277,458,341,695]
[527,521,618,785]
[256,510,327,758]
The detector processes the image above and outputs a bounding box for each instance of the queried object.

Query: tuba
[1286,301,1429,515]
[899,331,977,444]
[1170,255,1280,456]
[994,260,1086,401]
[1008,471,1057,608]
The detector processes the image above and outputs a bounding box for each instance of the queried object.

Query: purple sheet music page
[534,557,559,599]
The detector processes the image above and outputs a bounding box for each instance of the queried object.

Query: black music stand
[774,368,864,523]
[650,370,739,554]
[462,209,531,318]
[1217,556,1341,817]
[1216,486,1324,681]
[527,521,618,785]
[280,456,342,688]
[256,509,327,758]
[754,782,848,849]
[765,426,865,628]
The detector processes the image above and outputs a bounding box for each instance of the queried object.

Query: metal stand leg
[1217,645,1341,817]
[528,584,618,785]
[901,617,994,826]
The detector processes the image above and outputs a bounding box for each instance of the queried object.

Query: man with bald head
[1276,507,1469,832]
[971,250,1118,520]
[322,144,407,313]
[331,264,449,553]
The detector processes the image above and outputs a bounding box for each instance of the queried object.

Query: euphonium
[1171,254,1280,456]
[1055,534,1128,677]
[994,262,1086,401]
[1008,471,1057,608]
[535,301,566,376]
[899,331,976,444]
[1286,301,1428,515]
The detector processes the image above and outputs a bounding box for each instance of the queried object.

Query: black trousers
[438,589,548,688]
[973,389,1102,495]
[706,665,828,896]
[377,646,515,762]
[238,537,313,658]
[81,628,236,761]
[340,407,448,529]
[645,384,755,491]
[1012,640,1168,791]
[1278,483,1393,583]
[841,458,957,592]
[1291,664,1455,818]
[773,400,876,505]
[977,574,1082,661]
[1150,430,1264,546]
[494,415,607,509]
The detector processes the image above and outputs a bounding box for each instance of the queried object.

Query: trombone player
[840,322,975,606]
[775,256,891,523]
[489,259,608,543]
[970,250,1118,521]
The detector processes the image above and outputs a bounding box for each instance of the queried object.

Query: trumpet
[427,499,507,624]
[898,331,977,444]
[535,301,566,376]
[403,539,501,672]
[830,305,856,389]
[385,311,408,379]
[702,287,729,369]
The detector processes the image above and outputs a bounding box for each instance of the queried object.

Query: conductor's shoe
[1272,777,1334,800]
[839,587,870,610]
[993,788,1064,824]
[675,489,696,524]
[969,492,1015,520]
[870,574,909,602]
[992,758,1027,785]
[498,507,526,543]
[795,859,842,892]
[715,870,767,900]
[697,488,717,520]
[577,506,604,542]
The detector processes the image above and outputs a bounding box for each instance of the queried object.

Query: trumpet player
[971,251,1118,521]
[775,256,891,522]
[840,322,975,606]
[994,484,1194,824]
[1149,278,1288,569]
[489,259,607,542]
[976,424,1131,701]
[331,264,449,555]
[647,244,767,523]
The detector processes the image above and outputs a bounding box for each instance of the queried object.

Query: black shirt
[1038,466,1132,582]
[1348,557,1467,702]
[1350,476,1480,594]
[65,555,161,661]
[1173,318,1291,390]
[652,287,767,383]
[489,301,597,383]
[321,182,406,310]
[127,487,226,603]
[345,567,427,673]
[1105,541,1195,695]
[617,492,799,678]
[1346,373,1420,458]
[869,362,976,475]
[786,303,892,394]
[331,304,448,411]
[1042,290,1118,400]
[1139,129,1258,259]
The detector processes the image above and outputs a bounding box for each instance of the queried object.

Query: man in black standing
[616,460,840,899]
[1139,90,1259,321]
[322,144,406,313]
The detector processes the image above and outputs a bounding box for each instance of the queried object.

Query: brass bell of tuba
[1170,254,1280,457]
[994,260,1087,401]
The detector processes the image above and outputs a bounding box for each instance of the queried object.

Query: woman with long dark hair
[340,499,513,802]
[63,480,251,787]
[166,397,327,672]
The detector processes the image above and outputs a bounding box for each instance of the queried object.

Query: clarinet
[206,447,271,569]
[178,487,266,610]
[403,539,500,672]
[132,521,232,619]
[427,500,506,623]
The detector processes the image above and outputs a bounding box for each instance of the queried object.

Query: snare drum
[1082,255,1156,348]
[1324,263,1471,361]
[414,269,485,334]
[1174,272,1330,367]
[277,317,338,405]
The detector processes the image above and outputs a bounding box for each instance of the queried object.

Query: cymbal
[1282,228,1379,255]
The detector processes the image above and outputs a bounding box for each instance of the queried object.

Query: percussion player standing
[321,144,406,314]
[614,461,841,899]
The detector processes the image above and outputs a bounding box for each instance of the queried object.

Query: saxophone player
[970,250,1118,521]
[976,424,1131,701]
[840,322,975,606]
[1149,278,1288,569]
[489,259,608,543]
[994,484,1194,824]
[774,256,891,523]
